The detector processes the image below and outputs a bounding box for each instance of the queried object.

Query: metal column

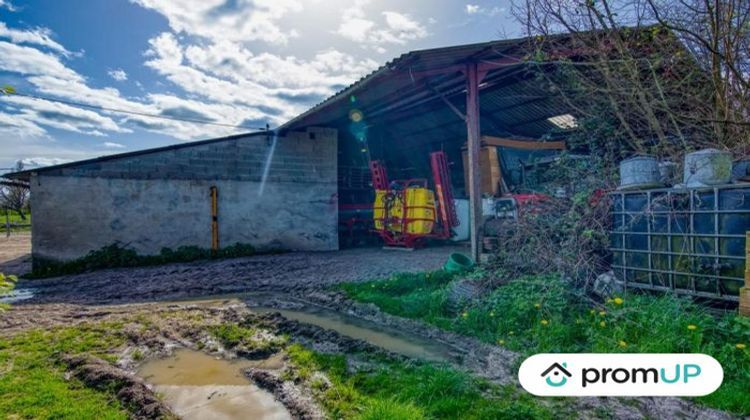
[465,62,483,262]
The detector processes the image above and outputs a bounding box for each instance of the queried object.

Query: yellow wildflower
[589,309,596,315]
[534,303,541,309]
[613,297,624,305]
[618,340,627,347]
[540,319,549,326]
[497,339,505,345]
[599,321,606,328]
[687,324,697,331]
[737,343,747,350]
[599,311,606,316]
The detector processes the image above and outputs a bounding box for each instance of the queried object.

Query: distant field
[2,211,31,232]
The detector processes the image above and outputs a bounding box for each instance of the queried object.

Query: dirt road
[18,245,462,305]
[0,233,31,275]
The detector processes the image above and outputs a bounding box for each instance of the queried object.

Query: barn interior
[279,39,581,250]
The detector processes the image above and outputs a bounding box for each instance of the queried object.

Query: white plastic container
[451,199,470,241]
[684,149,732,187]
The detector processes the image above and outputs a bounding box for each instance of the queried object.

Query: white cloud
[464,4,505,17]
[131,0,303,45]
[20,157,71,168]
[0,111,46,138]
[0,0,16,11]
[0,41,80,81]
[0,22,72,56]
[103,142,125,148]
[145,32,378,121]
[1,95,130,136]
[336,0,429,50]
[108,69,128,81]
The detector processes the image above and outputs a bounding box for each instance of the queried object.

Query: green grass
[2,211,30,225]
[339,272,750,415]
[1,211,30,232]
[286,344,552,420]
[0,324,129,419]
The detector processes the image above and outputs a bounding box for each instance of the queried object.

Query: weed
[28,242,263,278]
[286,344,551,420]
[210,324,257,347]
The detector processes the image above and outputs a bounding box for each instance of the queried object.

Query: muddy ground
[0,238,740,419]
[18,244,461,305]
[1,296,736,420]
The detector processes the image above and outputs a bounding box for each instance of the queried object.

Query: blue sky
[0,0,521,169]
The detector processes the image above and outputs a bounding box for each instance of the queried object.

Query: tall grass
[286,344,551,419]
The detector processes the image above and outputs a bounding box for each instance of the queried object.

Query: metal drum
[619,156,662,190]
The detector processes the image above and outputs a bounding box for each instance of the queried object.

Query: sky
[0,0,522,170]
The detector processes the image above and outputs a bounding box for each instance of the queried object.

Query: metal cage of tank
[609,184,750,301]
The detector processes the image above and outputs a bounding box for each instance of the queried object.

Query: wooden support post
[465,62,484,263]
[210,186,219,253]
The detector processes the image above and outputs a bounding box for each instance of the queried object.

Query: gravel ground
[19,245,463,305]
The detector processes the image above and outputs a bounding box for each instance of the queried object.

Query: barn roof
[280,36,576,140]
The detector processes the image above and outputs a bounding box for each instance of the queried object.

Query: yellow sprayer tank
[374,187,436,235]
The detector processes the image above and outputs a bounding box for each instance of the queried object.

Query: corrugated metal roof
[280,35,575,140]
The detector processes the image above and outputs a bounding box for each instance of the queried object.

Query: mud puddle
[0,288,34,303]
[164,292,452,361]
[251,305,450,362]
[137,349,290,420]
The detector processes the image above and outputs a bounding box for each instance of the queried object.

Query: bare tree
[1,162,29,220]
[511,0,750,161]
[642,0,750,151]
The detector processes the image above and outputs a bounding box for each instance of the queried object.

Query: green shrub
[29,242,262,278]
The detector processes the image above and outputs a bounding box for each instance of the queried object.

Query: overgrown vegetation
[286,344,553,419]
[488,154,613,285]
[0,324,129,419]
[28,242,264,278]
[340,271,750,414]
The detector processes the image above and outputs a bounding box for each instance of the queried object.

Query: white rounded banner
[519,353,723,397]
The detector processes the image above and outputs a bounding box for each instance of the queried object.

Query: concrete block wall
[30,128,338,262]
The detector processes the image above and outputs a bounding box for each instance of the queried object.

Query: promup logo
[541,362,571,387]
[520,354,723,397]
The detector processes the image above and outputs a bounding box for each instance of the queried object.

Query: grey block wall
[30,127,338,262]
